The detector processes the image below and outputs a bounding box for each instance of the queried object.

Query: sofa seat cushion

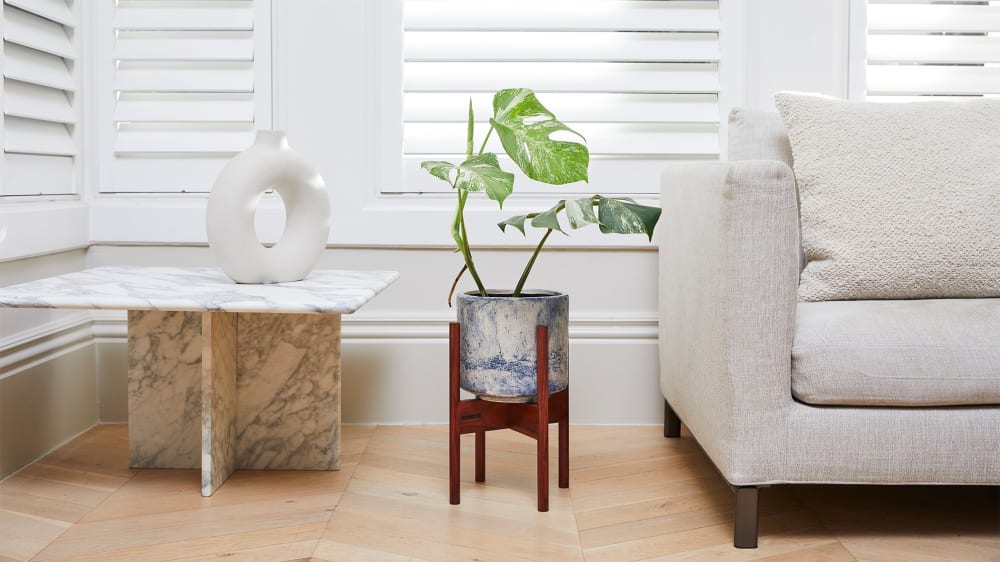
[792,299,1000,406]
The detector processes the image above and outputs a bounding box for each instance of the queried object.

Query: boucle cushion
[774,92,1000,301]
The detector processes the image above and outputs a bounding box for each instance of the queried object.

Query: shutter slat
[405,1,720,32]
[115,66,254,93]
[405,62,719,93]
[406,122,719,156]
[114,6,253,31]
[2,153,74,196]
[868,4,1000,34]
[865,2,1000,99]
[4,79,74,123]
[114,126,255,154]
[400,0,721,196]
[106,157,232,193]
[4,43,74,91]
[3,4,74,59]
[106,1,266,194]
[405,92,719,123]
[405,31,719,62]
[116,93,254,123]
[115,35,253,61]
[868,35,1000,65]
[5,115,75,156]
[5,0,74,27]
[867,66,1000,96]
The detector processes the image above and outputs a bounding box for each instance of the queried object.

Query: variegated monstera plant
[421,88,662,304]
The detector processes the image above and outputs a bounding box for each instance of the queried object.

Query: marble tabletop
[0,266,399,314]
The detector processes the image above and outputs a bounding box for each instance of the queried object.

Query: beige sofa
[658,109,1000,548]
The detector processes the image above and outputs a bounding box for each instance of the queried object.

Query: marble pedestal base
[128,310,342,496]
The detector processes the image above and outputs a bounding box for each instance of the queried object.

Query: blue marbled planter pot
[457,290,569,403]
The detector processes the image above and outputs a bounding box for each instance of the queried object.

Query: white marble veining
[201,311,238,497]
[128,311,344,479]
[236,313,341,470]
[0,266,398,314]
[128,310,202,469]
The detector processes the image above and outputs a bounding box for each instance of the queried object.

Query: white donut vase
[206,130,331,284]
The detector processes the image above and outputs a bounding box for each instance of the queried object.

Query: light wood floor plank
[35,523,325,562]
[0,424,991,562]
[0,508,71,562]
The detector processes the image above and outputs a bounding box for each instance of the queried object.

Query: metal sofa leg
[663,399,681,438]
[733,486,760,548]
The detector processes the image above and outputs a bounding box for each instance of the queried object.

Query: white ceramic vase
[207,130,330,284]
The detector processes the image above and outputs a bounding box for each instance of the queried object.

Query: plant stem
[477,124,494,156]
[452,189,487,296]
[512,228,553,297]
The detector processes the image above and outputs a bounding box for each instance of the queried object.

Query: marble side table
[0,266,398,496]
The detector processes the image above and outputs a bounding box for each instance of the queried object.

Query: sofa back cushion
[775,92,1000,301]
[728,108,794,166]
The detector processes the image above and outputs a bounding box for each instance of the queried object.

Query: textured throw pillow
[774,92,1000,301]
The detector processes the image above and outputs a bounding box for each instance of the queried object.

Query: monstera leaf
[420,153,515,207]
[490,88,589,185]
[564,197,599,229]
[498,196,660,240]
[530,201,566,234]
[597,197,662,241]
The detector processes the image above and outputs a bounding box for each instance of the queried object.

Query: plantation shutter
[1,0,78,197]
[866,0,1000,100]
[101,0,270,193]
[396,0,722,195]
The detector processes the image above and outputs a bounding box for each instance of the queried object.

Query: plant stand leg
[558,400,569,489]
[536,325,549,513]
[734,486,760,548]
[449,323,461,505]
[664,398,682,438]
[475,430,485,482]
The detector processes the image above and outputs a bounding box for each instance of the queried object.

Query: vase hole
[253,189,287,249]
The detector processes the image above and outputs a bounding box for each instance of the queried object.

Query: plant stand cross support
[448,322,569,512]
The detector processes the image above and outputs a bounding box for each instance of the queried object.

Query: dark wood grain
[449,322,461,505]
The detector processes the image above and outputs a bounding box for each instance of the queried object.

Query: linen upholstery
[727,108,793,166]
[660,160,1000,486]
[793,299,1000,406]
[775,93,1000,302]
[660,160,800,484]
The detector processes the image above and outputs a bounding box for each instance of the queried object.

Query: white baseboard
[88,309,658,341]
[0,311,94,378]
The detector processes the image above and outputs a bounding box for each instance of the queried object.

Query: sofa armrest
[659,160,799,484]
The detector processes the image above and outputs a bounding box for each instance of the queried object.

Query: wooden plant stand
[448,322,569,512]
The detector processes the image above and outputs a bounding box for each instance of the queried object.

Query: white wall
[0,251,98,478]
[744,0,853,110]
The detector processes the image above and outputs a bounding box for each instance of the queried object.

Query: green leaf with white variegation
[420,160,458,184]
[497,214,528,235]
[564,196,599,229]
[597,197,662,241]
[490,88,589,185]
[530,200,566,234]
[453,153,515,207]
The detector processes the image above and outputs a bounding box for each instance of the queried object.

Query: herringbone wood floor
[0,424,997,561]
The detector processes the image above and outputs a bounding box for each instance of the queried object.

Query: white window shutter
[1,0,78,197]
[393,0,721,195]
[867,0,1000,99]
[101,0,271,194]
